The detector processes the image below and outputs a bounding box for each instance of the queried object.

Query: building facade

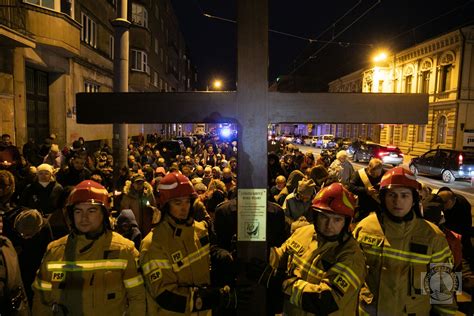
[329,26,474,155]
[0,0,197,149]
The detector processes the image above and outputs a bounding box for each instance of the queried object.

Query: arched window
[438,51,455,92]
[436,115,448,144]
[403,65,414,93]
[420,58,432,94]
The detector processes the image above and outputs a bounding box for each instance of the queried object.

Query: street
[295,144,474,225]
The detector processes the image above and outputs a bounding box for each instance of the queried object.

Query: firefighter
[32,180,146,315]
[353,167,457,315]
[252,182,366,315]
[0,212,30,315]
[140,172,234,315]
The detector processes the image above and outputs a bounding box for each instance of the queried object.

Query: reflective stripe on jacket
[353,212,457,316]
[270,224,366,316]
[32,230,145,316]
[140,215,211,316]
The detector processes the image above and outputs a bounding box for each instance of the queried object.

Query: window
[109,35,114,60]
[421,71,430,93]
[153,72,158,87]
[81,13,97,48]
[131,49,149,73]
[417,125,426,142]
[404,75,412,93]
[436,116,447,144]
[84,81,99,93]
[378,80,383,92]
[154,38,159,54]
[439,52,454,92]
[439,65,452,92]
[131,3,148,28]
[401,125,408,142]
[25,0,54,10]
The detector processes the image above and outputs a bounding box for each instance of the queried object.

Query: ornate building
[329,26,474,155]
[0,0,197,148]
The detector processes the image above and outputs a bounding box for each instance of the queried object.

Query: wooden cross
[76,1,427,314]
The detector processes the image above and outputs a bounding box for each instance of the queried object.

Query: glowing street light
[373,51,388,63]
[213,79,223,89]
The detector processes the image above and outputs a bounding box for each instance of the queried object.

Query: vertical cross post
[236,0,268,314]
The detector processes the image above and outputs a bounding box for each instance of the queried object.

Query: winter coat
[19,181,64,215]
[0,235,30,315]
[120,180,156,236]
[116,209,142,250]
[268,224,366,316]
[353,212,457,315]
[328,159,354,186]
[348,168,382,220]
[140,215,211,315]
[32,230,146,316]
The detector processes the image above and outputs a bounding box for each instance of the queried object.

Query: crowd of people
[0,132,472,315]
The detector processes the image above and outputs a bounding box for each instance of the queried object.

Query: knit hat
[37,163,54,174]
[14,209,45,239]
[297,179,316,196]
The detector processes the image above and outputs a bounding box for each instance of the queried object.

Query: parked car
[409,148,474,183]
[315,134,335,148]
[154,140,185,162]
[353,143,404,166]
[174,136,195,149]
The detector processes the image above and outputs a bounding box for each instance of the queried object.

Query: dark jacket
[19,181,64,215]
[116,209,142,250]
[56,167,91,188]
[348,168,382,221]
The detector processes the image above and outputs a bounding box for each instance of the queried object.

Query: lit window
[84,81,99,93]
[436,116,447,144]
[131,3,148,28]
[131,49,149,73]
[153,71,158,87]
[417,125,426,142]
[401,125,408,142]
[81,13,97,48]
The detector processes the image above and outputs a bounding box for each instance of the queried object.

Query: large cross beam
[76,1,428,314]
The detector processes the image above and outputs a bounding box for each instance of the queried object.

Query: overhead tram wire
[288,0,381,76]
[201,13,374,47]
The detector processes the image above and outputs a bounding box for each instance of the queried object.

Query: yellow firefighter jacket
[269,223,366,316]
[32,230,146,315]
[140,215,211,316]
[353,212,458,316]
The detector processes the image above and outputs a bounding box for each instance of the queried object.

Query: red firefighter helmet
[158,172,197,207]
[312,183,356,218]
[67,180,110,208]
[379,166,421,191]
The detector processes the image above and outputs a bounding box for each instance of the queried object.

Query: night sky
[171,0,474,91]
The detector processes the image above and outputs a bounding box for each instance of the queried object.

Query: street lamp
[207,78,224,91]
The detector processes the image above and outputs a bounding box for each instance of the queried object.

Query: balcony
[0,0,35,47]
[24,2,80,56]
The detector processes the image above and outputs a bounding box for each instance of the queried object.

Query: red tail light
[458,154,463,165]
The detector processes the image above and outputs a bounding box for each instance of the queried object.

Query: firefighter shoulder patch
[51,271,66,282]
[333,273,350,294]
[149,269,162,283]
[360,234,383,247]
[171,251,183,263]
[288,239,303,254]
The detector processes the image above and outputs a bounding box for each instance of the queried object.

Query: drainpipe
[455,28,466,150]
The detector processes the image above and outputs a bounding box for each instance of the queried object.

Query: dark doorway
[26,67,49,144]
